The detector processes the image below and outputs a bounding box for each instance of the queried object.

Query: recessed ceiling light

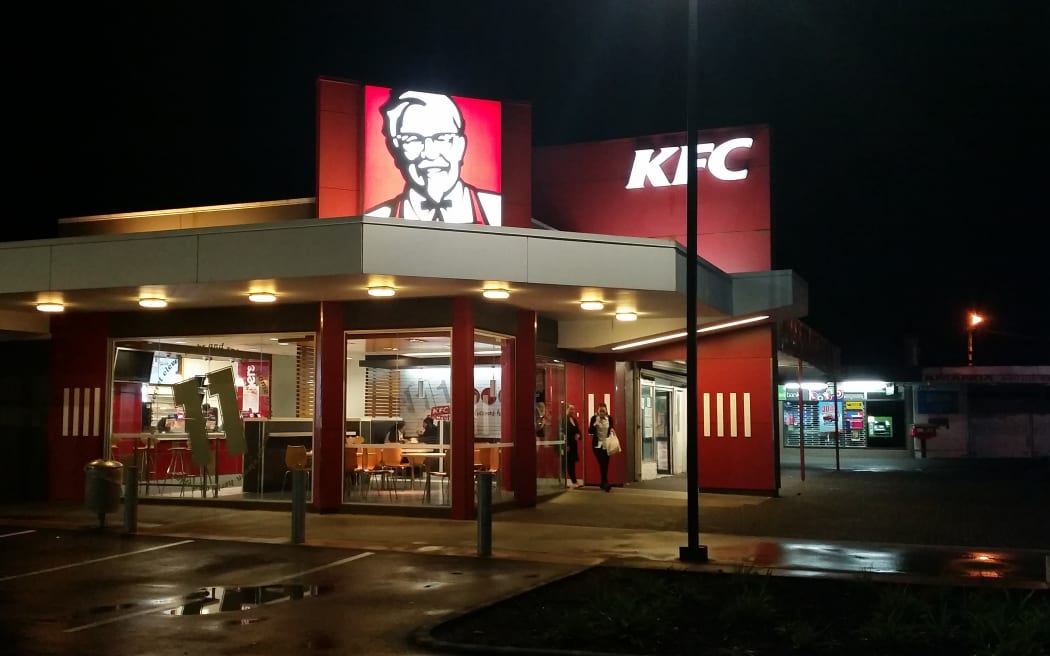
[615,311,638,321]
[482,288,510,300]
[580,301,604,311]
[36,302,64,313]
[368,286,396,297]
[248,292,277,303]
[138,297,168,309]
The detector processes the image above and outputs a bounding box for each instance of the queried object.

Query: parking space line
[264,551,375,584]
[64,550,376,633]
[0,530,36,539]
[0,540,194,583]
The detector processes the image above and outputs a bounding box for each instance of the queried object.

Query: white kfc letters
[625,137,754,188]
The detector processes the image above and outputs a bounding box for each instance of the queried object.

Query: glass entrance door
[653,389,672,475]
[641,383,655,465]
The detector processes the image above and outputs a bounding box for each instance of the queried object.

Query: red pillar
[499,338,516,491]
[48,313,109,501]
[450,298,476,519]
[514,310,537,506]
[313,301,345,511]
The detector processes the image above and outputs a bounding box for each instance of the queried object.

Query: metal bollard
[123,464,138,534]
[476,471,493,557]
[291,469,306,544]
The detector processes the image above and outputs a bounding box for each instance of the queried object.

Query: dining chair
[384,446,411,490]
[343,444,363,499]
[282,444,312,493]
[362,448,396,500]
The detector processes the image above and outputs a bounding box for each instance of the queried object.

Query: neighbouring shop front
[779,382,907,450]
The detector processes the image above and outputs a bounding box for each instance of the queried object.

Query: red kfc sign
[533,126,771,273]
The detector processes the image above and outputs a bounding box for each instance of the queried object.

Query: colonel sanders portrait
[364,90,501,225]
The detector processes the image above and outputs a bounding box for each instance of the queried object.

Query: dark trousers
[592,445,610,488]
[566,446,579,483]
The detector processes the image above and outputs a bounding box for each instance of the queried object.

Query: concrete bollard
[123,464,138,534]
[291,469,306,544]
[476,471,494,557]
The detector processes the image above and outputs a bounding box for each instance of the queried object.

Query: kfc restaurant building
[0,77,820,520]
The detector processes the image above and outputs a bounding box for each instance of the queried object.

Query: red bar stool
[135,437,158,495]
[167,441,192,496]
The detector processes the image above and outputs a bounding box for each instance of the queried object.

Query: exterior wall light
[367,286,396,297]
[482,288,510,299]
[580,301,604,311]
[138,297,168,308]
[36,302,65,313]
[248,292,277,303]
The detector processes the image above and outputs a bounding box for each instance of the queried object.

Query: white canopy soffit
[0,217,807,352]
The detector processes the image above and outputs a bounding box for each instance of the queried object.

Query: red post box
[910,424,937,458]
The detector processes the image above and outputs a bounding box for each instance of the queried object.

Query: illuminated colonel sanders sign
[363,87,502,225]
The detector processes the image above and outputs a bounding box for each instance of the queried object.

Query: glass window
[110,333,310,502]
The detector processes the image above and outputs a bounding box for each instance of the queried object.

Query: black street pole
[680,0,708,563]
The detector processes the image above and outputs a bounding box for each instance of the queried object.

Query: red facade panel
[316,78,363,218]
[501,101,532,229]
[48,313,110,501]
[697,326,776,493]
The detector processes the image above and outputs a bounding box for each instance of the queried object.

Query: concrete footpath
[3,456,1048,588]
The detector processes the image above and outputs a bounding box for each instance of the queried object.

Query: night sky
[21,1,1049,368]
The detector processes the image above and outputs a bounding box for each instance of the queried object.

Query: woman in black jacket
[565,405,582,488]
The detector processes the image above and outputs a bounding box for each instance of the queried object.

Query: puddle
[163,584,325,615]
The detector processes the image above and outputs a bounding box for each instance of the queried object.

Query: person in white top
[587,402,613,492]
[365,90,501,225]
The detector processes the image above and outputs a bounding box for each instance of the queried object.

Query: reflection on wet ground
[78,584,325,623]
[164,584,326,615]
[748,540,1048,586]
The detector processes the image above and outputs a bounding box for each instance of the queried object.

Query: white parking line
[0,530,36,539]
[263,551,375,584]
[0,540,194,583]
[64,551,375,633]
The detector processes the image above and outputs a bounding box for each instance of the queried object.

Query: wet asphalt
[0,454,1047,655]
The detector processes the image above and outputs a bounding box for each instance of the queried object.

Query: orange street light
[967,311,985,366]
